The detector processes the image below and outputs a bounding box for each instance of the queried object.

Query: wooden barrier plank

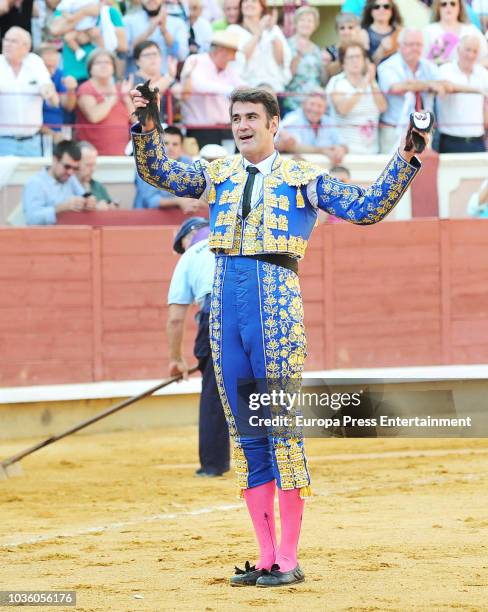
[0,332,92,361]
[102,255,172,282]
[0,308,92,333]
[0,362,93,386]
[0,255,91,281]
[0,281,92,307]
[102,307,168,333]
[103,281,167,308]
[0,228,91,254]
[102,227,178,255]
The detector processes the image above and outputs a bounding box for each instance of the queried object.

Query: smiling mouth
[239,135,253,142]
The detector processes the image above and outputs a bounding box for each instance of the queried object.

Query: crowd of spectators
[1,0,487,222]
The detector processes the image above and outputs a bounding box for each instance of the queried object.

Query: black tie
[242,166,259,219]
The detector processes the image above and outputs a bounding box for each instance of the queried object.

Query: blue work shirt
[43,68,66,131]
[23,168,85,225]
[280,108,345,148]
[167,237,215,308]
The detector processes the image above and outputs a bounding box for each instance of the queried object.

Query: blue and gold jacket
[132,128,420,260]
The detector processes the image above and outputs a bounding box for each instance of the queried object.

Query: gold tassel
[299,485,313,499]
[208,184,216,204]
[296,187,305,208]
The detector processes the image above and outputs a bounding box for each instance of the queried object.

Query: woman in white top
[423,0,488,66]
[326,41,387,154]
[227,0,291,94]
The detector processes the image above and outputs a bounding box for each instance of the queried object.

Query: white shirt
[0,53,52,137]
[438,61,488,137]
[227,24,291,91]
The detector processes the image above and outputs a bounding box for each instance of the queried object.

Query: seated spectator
[77,141,118,207]
[75,49,133,155]
[436,35,488,152]
[423,0,487,66]
[50,1,127,82]
[377,28,449,153]
[56,0,102,61]
[22,139,96,224]
[39,44,78,141]
[134,126,201,213]
[133,40,177,124]
[124,0,189,76]
[212,0,240,31]
[360,0,403,64]
[323,12,370,82]
[326,42,386,154]
[188,0,214,54]
[467,178,488,217]
[0,26,59,157]
[285,6,325,112]
[179,30,245,148]
[277,90,348,164]
[227,0,291,99]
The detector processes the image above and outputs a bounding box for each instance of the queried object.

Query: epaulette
[280,158,325,186]
[207,155,242,184]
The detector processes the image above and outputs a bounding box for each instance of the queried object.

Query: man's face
[231,101,278,159]
[302,95,326,124]
[213,46,236,70]
[223,0,240,24]
[3,28,30,64]
[400,32,424,65]
[189,0,202,20]
[52,153,80,183]
[458,38,480,66]
[143,0,162,12]
[164,134,184,159]
[41,50,60,75]
[78,149,97,183]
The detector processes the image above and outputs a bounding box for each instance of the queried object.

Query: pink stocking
[275,488,304,572]
[243,480,277,570]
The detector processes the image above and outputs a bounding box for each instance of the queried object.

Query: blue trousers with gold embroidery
[209,255,311,495]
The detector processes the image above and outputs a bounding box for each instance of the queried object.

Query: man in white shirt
[437,35,488,153]
[0,26,58,156]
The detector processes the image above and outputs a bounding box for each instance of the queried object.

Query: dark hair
[52,140,82,161]
[229,88,280,121]
[86,48,116,76]
[237,0,268,25]
[338,40,369,66]
[134,40,160,61]
[164,125,184,142]
[361,0,403,29]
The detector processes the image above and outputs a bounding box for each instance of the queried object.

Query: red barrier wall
[1,220,487,387]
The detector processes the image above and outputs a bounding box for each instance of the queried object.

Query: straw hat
[211,30,240,52]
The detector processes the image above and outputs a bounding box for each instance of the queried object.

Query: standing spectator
[39,44,78,141]
[124,0,189,76]
[472,0,488,34]
[467,178,488,217]
[0,0,33,52]
[77,140,117,207]
[423,0,487,65]
[134,125,201,212]
[212,0,240,31]
[167,217,230,478]
[56,0,102,61]
[326,41,387,154]
[277,90,348,164]
[22,139,95,224]
[360,0,403,64]
[285,6,325,112]
[377,27,447,153]
[75,49,133,155]
[133,40,177,124]
[50,1,127,82]
[0,26,58,156]
[179,30,245,148]
[437,35,488,152]
[188,0,214,54]
[227,0,291,98]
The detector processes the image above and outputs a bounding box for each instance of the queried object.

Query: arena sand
[1,428,487,611]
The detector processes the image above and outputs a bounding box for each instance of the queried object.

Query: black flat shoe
[230,561,265,587]
[256,564,305,587]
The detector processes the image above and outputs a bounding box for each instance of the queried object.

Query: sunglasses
[62,163,79,171]
[372,3,391,9]
[440,1,457,6]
